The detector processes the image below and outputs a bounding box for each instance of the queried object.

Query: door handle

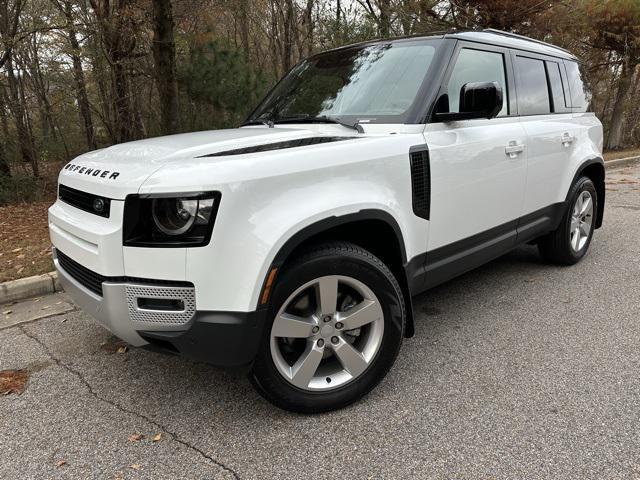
[561,132,574,147]
[505,141,525,158]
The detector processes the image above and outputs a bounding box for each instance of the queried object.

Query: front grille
[56,249,193,299]
[59,184,111,218]
[57,250,105,296]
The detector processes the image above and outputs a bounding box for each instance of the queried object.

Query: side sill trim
[407,202,566,295]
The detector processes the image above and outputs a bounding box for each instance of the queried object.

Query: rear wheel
[538,176,597,265]
[250,242,405,413]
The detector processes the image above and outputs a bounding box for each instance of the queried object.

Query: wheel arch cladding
[269,210,415,338]
[573,157,605,229]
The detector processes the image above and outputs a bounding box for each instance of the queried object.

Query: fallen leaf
[152,433,162,442]
[100,339,129,354]
[11,247,22,253]
[55,460,67,468]
[128,433,144,442]
[130,464,141,470]
[0,370,30,395]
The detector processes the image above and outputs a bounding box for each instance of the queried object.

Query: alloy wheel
[269,275,384,391]
[569,190,594,252]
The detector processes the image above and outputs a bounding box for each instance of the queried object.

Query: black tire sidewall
[250,244,405,413]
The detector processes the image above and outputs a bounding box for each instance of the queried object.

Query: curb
[0,272,62,305]
[605,155,640,170]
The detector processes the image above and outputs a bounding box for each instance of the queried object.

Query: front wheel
[249,242,405,413]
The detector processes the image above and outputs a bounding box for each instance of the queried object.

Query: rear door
[513,52,576,241]
[423,42,528,285]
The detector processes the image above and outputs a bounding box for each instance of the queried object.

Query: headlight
[123,192,220,247]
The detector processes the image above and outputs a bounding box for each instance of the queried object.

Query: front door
[423,42,527,286]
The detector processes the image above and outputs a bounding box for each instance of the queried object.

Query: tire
[538,176,597,265]
[249,242,405,413]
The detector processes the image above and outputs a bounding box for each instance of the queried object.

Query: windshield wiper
[272,115,363,133]
[242,108,278,128]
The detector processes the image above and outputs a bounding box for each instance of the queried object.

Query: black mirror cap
[432,82,503,122]
[459,81,503,119]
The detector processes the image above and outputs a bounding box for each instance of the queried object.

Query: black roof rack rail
[482,28,573,55]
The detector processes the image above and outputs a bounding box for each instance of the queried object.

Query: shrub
[0,175,46,205]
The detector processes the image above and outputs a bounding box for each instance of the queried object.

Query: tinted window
[546,61,567,113]
[565,60,590,112]
[447,48,508,116]
[515,56,550,115]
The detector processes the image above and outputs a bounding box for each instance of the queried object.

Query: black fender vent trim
[409,146,431,220]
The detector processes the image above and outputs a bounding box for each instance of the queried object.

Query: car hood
[57,127,325,199]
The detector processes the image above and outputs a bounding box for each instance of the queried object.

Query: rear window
[515,56,551,115]
[565,60,590,112]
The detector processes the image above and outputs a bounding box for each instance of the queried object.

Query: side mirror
[434,82,503,122]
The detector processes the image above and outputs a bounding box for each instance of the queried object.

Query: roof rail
[482,28,573,55]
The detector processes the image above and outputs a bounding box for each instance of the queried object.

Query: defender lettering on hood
[64,163,121,180]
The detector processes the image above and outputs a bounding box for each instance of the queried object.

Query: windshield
[246,40,439,125]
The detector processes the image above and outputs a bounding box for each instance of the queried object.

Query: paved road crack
[18,324,240,480]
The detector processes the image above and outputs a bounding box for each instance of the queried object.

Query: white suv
[49,30,604,413]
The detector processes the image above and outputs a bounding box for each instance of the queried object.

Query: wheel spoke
[316,276,338,315]
[574,195,583,216]
[332,338,369,377]
[272,313,315,338]
[571,228,580,250]
[570,216,579,231]
[289,342,324,388]
[339,299,382,330]
[580,195,592,216]
[579,223,590,238]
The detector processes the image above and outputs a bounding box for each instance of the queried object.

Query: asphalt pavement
[1,163,639,479]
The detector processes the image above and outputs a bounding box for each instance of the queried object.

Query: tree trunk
[0,84,10,177]
[112,58,134,142]
[152,0,180,135]
[304,0,314,57]
[378,0,391,37]
[5,55,38,177]
[239,0,250,61]
[606,61,636,150]
[63,0,96,150]
[281,0,295,74]
[0,141,9,177]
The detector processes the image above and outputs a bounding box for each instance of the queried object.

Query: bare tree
[152,0,179,135]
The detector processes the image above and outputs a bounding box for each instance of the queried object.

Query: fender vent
[410,148,431,220]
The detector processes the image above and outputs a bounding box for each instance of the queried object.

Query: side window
[515,56,550,115]
[447,48,508,116]
[545,61,568,113]
[565,60,591,112]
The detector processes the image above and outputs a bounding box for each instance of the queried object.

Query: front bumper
[54,250,267,367]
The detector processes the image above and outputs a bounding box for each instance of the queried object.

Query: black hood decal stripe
[198,136,359,157]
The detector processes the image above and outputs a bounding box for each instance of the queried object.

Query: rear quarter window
[564,60,591,112]
[545,61,570,113]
